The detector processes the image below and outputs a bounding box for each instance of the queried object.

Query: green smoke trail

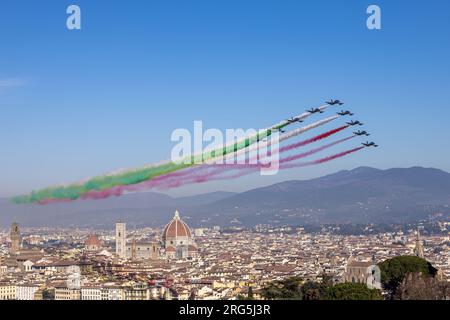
[12,124,288,204]
[13,106,333,204]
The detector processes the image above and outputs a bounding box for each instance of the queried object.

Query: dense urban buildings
[0,211,448,300]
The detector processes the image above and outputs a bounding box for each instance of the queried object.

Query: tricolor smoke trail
[152,136,358,190]
[14,113,345,204]
[79,131,355,200]
[219,115,340,164]
[156,145,366,190]
[282,146,365,169]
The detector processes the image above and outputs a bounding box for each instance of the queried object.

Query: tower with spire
[414,226,425,259]
[10,222,21,254]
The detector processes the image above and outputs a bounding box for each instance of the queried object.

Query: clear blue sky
[1,0,450,197]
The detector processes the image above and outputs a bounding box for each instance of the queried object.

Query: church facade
[114,210,196,260]
[161,210,197,259]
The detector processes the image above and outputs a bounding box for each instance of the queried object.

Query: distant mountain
[193,166,450,226]
[1,167,449,228]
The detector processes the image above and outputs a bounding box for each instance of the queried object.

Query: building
[16,284,41,300]
[101,286,124,300]
[81,286,125,300]
[22,260,34,272]
[126,240,160,260]
[0,283,16,300]
[343,256,381,289]
[85,234,102,251]
[414,227,425,259]
[123,283,149,300]
[115,221,161,260]
[7,223,44,269]
[10,222,21,254]
[81,286,102,300]
[116,222,127,259]
[54,285,81,300]
[162,210,197,259]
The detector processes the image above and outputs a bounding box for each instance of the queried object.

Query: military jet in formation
[354,130,370,136]
[307,107,324,114]
[286,117,303,123]
[337,110,354,116]
[362,141,378,147]
[326,99,344,105]
[346,120,363,126]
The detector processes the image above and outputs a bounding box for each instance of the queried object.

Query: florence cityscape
[1,0,450,306]
[1,207,449,300]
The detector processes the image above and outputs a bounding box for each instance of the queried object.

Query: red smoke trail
[279,135,355,164]
[151,134,356,190]
[154,141,362,191]
[279,125,349,153]
[160,146,366,189]
[79,167,197,200]
[213,135,356,170]
[38,198,74,205]
[41,126,353,202]
[77,126,352,200]
[281,146,365,169]
[231,124,350,167]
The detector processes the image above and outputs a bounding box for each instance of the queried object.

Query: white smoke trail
[217,115,341,163]
[103,104,332,176]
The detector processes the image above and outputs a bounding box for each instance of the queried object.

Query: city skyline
[1,0,450,307]
[1,217,448,300]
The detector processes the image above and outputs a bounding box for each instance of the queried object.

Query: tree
[300,280,330,300]
[247,286,254,299]
[396,272,449,300]
[260,277,303,300]
[261,276,383,300]
[378,255,437,298]
[42,288,55,300]
[325,283,383,300]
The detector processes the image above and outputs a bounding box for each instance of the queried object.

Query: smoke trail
[282,146,365,169]
[15,107,337,204]
[218,115,340,165]
[82,134,356,198]
[279,125,348,153]
[20,111,344,204]
[157,145,365,189]
[44,124,349,202]
[153,136,358,190]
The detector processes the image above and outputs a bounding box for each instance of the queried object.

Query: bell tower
[115,221,126,259]
[414,227,424,259]
[10,222,21,254]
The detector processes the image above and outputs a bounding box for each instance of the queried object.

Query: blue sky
[1,0,450,197]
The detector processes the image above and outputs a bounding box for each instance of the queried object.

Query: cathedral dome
[85,234,102,249]
[162,210,192,241]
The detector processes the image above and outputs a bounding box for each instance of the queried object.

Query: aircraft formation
[14,98,378,204]
[283,99,377,148]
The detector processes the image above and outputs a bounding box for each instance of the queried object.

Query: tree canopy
[378,255,437,297]
[325,283,383,300]
[260,276,382,300]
